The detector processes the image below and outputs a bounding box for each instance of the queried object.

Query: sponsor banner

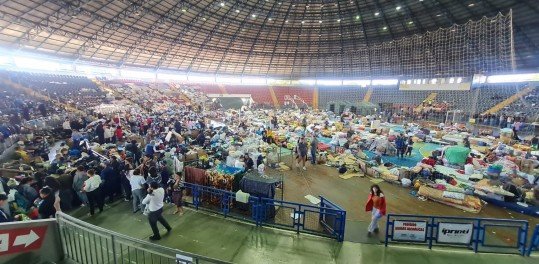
[399,82,471,91]
[437,222,473,244]
[393,220,427,242]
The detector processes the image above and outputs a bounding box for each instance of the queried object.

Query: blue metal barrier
[182,182,346,241]
[385,214,529,256]
[527,224,539,256]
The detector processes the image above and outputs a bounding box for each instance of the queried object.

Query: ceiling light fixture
[236,9,239,13]
[408,21,413,24]
[383,26,387,30]
[374,12,379,16]
[220,2,225,7]
[468,3,475,7]
[285,20,289,23]
[356,15,360,20]
[436,14,442,17]
[319,20,322,23]
[182,9,186,12]
[301,20,305,24]
[337,19,341,22]
[396,6,401,10]
[251,14,256,18]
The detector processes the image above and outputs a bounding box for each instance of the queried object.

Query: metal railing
[528,224,539,256]
[182,182,347,241]
[56,212,229,264]
[384,214,529,256]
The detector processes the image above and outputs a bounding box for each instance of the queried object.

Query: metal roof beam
[17,0,94,45]
[240,1,279,76]
[185,1,244,73]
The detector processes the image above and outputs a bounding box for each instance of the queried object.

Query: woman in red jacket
[365,184,386,236]
[115,126,124,142]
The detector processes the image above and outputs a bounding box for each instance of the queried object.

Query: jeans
[132,188,145,212]
[310,149,316,164]
[148,208,171,237]
[368,208,383,233]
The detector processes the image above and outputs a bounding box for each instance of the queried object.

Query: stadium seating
[272,86,314,106]
[318,86,369,109]
[7,71,105,108]
[225,86,273,104]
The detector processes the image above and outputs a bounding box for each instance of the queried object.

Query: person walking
[143,181,172,241]
[365,184,386,236]
[82,169,104,216]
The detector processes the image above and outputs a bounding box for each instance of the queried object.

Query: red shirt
[365,193,387,216]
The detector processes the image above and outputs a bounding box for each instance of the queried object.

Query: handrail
[528,224,539,256]
[56,212,230,264]
[182,182,347,241]
[385,213,529,256]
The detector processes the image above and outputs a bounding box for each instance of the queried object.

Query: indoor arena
[0,1,538,263]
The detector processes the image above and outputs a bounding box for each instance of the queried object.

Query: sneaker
[367,232,372,237]
[166,227,172,233]
[124,198,130,202]
[302,167,306,171]
[149,235,161,241]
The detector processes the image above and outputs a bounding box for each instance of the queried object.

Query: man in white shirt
[82,169,104,216]
[128,169,146,213]
[142,181,172,240]
[62,118,72,138]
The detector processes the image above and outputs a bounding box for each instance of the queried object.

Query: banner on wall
[437,222,474,244]
[392,220,427,242]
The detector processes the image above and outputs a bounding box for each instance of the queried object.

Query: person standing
[62,118,72,138]
[37,187,56,219]
[365,184,386,236]
[395,134,406,158]
[310,135,318,165]
[142,181,172,241]
[169,172,184,215]
[96,122,105,144]
[72,166,88,206]
[0,194,12,223]
[128,169,146,213]
[297,137,308,170]
[82,169,104,216]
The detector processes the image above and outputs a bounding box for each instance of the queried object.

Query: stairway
[312,87,319,109]
[363,87,373,102]
[482,86,533,115]
[268,86,280,108]
[217,84,228,94]
[415,92,438,111]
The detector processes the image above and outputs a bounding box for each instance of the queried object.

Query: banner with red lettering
[393,220,427,242]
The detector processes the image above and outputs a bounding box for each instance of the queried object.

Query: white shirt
[62,121,71,130]
[128,171,146,191]
[83,176,102,192]
[142,188,165,212]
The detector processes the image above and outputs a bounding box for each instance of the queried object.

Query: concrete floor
[269,154,539,242]
[67,153,539,263]
[71,201,538,264]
